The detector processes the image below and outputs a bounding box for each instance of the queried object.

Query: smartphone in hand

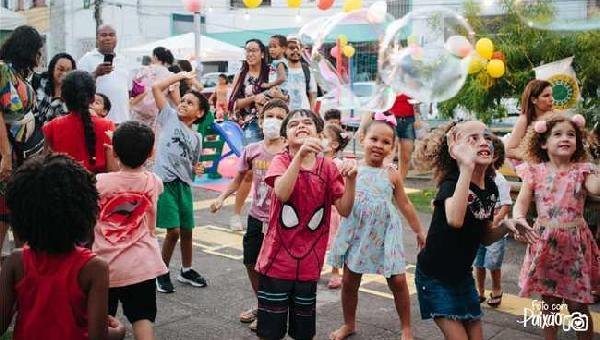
[103,53,115,65]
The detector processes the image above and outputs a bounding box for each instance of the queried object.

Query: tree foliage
[438,0,600,125]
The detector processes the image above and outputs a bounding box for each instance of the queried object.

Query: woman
[0,25,44,256]
[32,53,76,123]
[130,47,179,127]
[505,79,553,160]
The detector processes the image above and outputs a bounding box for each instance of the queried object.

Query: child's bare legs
[231,172,252,229]
[132,320,154,340]
[329,267,361,340]
[161,228,180,266]
[565,299,593,340]
[490,269,502,297]
[475,267,486,299]
[180,229,193,268]
[434,318,482,340]
[541,295,562,340]
[387,274,412,340]
[245,264,259,294]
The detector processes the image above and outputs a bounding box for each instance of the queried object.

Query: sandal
[328,276,342,289]
[487,292,503,307]
[239,308,258,323]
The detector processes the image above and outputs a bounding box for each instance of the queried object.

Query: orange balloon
[491,51,505,61]
[316,0,335,10]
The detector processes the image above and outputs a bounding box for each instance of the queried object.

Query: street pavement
[118,179,599,340]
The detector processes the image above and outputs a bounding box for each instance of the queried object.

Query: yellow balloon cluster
[343,0,362,12]
[337,34,355,58]
[469,37,506,87]
[243,0,262,8]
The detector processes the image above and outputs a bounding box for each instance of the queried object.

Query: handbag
[130,80,145,98]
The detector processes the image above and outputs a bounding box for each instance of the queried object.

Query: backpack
[98,192,152,244]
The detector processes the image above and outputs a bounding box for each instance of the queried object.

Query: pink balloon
[317,0,335,10]
[330,46,339,58]
[183,0,202,13]
[217,156,240,178]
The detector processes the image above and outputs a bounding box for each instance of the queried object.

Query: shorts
[108,278,157,323]
[415,266,482,321]
[395,116,416,140]
[257,275,317,340]
[157,180,194,229]
[243,215,265,265]
[243,119,264,146]
[473,238,506,270]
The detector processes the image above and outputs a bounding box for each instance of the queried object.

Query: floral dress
[516,162,600,303]
[327,165,406,277]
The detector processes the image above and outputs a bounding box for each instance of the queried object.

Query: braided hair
[61,71,97,165]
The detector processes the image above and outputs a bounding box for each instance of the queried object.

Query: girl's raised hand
[339,159,358,179]
[448,131,477,170]
[505,218,539,244]
[298,137,323,159]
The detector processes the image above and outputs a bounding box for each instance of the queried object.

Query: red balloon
[182,0,202,13]
[317,0,335,10]
[491,51,505,61]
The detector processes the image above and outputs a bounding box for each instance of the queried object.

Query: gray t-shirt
[153,106,202,185]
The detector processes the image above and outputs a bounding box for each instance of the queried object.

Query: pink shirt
[256,152,345,281]
[93,171,168,287]
[238,142,277,223]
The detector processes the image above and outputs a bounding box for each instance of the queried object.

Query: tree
[438,0,600,125]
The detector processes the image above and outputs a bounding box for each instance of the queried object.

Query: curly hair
[61,71,97,165]
[0,25,44,76]
[520,112,588,164]
[491,134,505,170]
[521,79,552,124]
[324,123,351,154]
[183,89,209,125]
[6,154,99,254]
[414,121,459,185]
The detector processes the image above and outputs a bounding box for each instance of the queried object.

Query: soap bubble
[513,0,600,31]
[379,8,475,103]
[298,17,331,63]
[309,8,396,111]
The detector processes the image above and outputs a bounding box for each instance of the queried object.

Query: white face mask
[262,118,282,140]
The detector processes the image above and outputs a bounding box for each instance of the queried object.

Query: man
[389,94,418,179]
[78,25,131,124]
[285,36,317,111]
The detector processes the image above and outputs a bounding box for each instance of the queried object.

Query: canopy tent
[0,7,26,31]
[122,33,244,62]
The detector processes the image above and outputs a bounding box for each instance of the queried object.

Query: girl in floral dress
[513,113,600,340]
[328,113,426,340]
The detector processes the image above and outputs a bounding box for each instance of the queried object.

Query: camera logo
[517,300,588,332]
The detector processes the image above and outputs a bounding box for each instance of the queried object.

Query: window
[230,0,271,8]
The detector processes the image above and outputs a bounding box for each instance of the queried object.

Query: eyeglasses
[245,48,261,54]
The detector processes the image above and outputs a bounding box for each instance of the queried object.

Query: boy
[324,108,342,127]
[151,72,208,293]
[90,93,111,118]
[209,73,229,121]
[262,35,288,97]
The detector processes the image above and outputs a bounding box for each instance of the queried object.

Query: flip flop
[487,292,503,307]
[239,308,258,323]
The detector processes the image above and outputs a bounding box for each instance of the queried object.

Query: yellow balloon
[338,34,348,46]
[288,0,302,8]
[243,0,263,9]
[343,0,362,12]
[475,38,493,60]
[342,45,355,58]
[487,59,505,78]
[468,55,486,74]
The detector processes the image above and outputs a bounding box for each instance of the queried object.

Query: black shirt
[417,172,498,283]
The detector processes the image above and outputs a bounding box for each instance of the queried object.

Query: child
[324,108,342,127]
[255,109,358,340]
[473,135,512,307]
[93,121,168,340]
[513,113,600,339]
[210,99,288,332]
[262,35,288,96]
[209,73,230,121]
[328,113,426,340]
[151,71,208,293]
[0,154,125,339]
[413,121,536,340]
[322,123,351,289]
[43,71,115,174]
[91,93,111,118]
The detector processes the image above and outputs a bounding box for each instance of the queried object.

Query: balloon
[367,1,387,24]
[298,17,331,62]
[330,46,340,58]
[475,38,493,60]
[288,0,302,8]
[468,54,486,74]
[316,0,335,10]
[217,156,240,178]
[243,0,262,9]
[343,0,362,12]
[513,1,600,31]
[491,51,505,61]
[182,0,202,13]
[487,59,505,78]
[379,8,475,103]
[342,45,355,58]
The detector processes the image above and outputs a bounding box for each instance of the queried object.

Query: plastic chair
[198,112,244,179]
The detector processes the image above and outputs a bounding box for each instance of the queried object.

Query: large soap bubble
[298,17,330,63]
[379,8,475,103]
[513,0,600,31]
[309,5,396,112]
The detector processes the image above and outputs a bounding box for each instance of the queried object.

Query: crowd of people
[0,23,599,340]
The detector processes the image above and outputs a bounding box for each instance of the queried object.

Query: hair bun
[534,120,548,134]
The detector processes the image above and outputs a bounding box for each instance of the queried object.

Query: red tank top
[14,246,95,340]
[388,94,415,118]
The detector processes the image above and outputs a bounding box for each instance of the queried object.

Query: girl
[43,71,115,174]
[328,113,426,340]
[0,154,124,340]
[322,123,351,290]
[413,120,536,340]
[513,113,600,340]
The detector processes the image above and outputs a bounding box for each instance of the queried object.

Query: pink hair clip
[373,111,397,127]
[534,120,547,134]
[571,114,586,128]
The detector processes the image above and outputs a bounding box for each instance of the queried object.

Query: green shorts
[157,180,195,229]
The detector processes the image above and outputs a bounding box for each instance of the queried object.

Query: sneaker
[156,272,175,293]
[177,268,207,287]
[229,214,243,231]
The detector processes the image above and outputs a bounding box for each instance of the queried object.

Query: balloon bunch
[330,35,355,58]
[469,38,506,88]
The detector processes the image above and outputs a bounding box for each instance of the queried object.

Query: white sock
[182,267,192,273]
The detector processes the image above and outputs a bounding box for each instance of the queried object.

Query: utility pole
[94,0,103,29]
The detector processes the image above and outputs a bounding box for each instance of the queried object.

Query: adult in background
[0,25,44,257]
[286,36,317,111]
[175,59,204,98]
[78,24,132,124]
[389,94,418,179]
[32,53,76,123]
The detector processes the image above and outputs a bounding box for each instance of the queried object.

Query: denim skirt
[415,266,482,320]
